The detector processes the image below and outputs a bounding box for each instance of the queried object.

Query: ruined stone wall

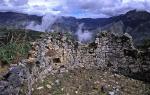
[0,31,149,95]
[0,33,77,95]
[75,31,150,81]
[74,31,134,69]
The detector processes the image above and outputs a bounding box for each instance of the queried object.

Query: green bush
[0,42,31,64]
[0,28,43,65]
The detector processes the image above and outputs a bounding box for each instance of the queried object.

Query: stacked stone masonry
[0,30,149,95]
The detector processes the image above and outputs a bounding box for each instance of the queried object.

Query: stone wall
[0,33,76,95]
[75,30,150,82]
[0,30,149,95]
[94,31,150,82]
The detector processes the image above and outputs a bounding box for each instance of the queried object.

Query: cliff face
[0,25,149,94]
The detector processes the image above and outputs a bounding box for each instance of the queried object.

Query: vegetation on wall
[0,28,43,65]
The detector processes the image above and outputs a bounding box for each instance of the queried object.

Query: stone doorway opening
[53,58,61,63]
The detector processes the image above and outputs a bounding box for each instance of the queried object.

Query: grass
[0,28,43,65]
[144,84,150,95]
[0,42,31,65]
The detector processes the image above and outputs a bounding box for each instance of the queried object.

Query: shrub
[0,42,31,64]
[0,28,43,65]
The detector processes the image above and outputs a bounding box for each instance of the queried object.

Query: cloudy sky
[0,0,150,18]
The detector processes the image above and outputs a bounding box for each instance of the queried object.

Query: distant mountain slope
[51,10,150,46]
[1,10,150,32]
[52,10,150,31]
[0,12,41,29]
[0,10,150,47]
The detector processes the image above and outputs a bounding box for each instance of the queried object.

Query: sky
[0,0,150,18]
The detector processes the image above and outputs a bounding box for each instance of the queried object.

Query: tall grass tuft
[0,28,43,65]
[0,42,31,64]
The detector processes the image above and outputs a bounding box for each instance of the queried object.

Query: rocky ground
[32,67,148,95]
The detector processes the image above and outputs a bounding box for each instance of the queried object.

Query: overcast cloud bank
[0,0,150,18]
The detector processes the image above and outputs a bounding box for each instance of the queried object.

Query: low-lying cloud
[76,23,93,42]
[0,0,150,18]
[26,14,58,32]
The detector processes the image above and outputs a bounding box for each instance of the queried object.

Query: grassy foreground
[0,28,43,69]
[0,42,31,65]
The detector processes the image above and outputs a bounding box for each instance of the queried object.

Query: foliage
[144,84,150,95]
[0,28,43,45]
[0,28,43,65]
[0,42,31,64]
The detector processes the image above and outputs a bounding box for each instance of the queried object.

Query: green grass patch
[0,28,44,65]
[0,42,31,64]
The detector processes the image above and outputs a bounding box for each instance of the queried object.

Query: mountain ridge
[0,10,150,47]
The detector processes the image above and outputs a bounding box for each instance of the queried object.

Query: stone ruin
[0,25,150,95]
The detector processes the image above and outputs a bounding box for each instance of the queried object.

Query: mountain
[1,10,150,31]
[0,12,41,29]
[52,10,150,30]
[0,10,150,47]
[52,10,150,47]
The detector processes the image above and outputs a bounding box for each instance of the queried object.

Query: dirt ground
[32,68,147,95]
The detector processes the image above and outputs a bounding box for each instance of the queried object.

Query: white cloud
[0,0,150,18]
[76,23,93,42]
[26,14,58,32]
[9,0,28,6]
